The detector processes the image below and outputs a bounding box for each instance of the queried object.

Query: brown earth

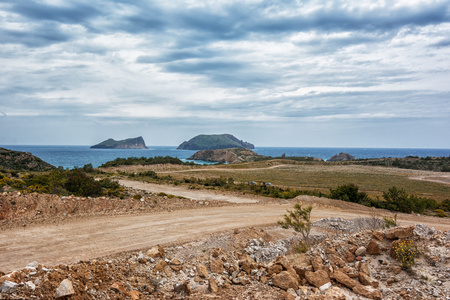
[1,180,449,274]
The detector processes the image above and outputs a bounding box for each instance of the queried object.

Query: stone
[170,258,183,272]
[26,261,39,270]
[360,262,370,275]
[332,270,358,289]
[372,231,385,241]
[367,239,381,255]
[208,277,219,293]
[324,286,347,300]
[197,264,208,278]
[392,265,402,274]
[305,270,330,288]
[210,258,224,274]
[174,281,192,296]
[359,272,379,288]
[153,260,167,274]
[25,281,36,291]
[267,263,283,276]
[136,254,147,264]
[146,245,165,258]
[319,282,332,292]
[164,266,173,277]
[385,225,415,240]
[311,256,323,271]
[343,249,355,263]
[330,255,346,268]
[276,255,291,270]
[111,282,127,293]
[355,246,367,256]
[128,290,140,300]
[55,279,75,298]
[272,271,299,291]
[353,284,382,300]
[0,280,18,294]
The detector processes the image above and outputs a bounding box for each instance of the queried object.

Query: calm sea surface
[2,145,450,169]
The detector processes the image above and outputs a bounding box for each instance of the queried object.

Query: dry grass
[109,160,450,202]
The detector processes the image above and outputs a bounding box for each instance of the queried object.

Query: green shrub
[133,194,142,200]
[329,184,369,204]
[278,203,313,247]
[383,214,397,229]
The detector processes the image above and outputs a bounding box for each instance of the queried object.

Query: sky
[0,0,449,148]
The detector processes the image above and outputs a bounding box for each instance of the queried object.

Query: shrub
[329,184,369,204]
[382,214,397,229]
[133,194,142,200]
[278,203,313,247]
[393,240,419,272]
[434,209,446,218]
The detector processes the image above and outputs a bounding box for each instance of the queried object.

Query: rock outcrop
[188,148,267,163]
[328,152,355,161]
[177,134,254,150]
[90,136,148,149]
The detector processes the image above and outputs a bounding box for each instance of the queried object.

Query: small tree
[278,203,313,249]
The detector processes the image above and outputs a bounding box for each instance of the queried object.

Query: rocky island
[177,134,254,150]
[90,136,148,149]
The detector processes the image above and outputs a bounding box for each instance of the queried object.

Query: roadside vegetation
[352,156,450,172]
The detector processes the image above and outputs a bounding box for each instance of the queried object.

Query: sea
[1,145,450,170]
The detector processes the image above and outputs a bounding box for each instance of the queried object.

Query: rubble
[0,222,448,299]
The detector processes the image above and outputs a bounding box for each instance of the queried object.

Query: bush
[383,214,397,229]
[329,184,369,204]
[393,240,419,272]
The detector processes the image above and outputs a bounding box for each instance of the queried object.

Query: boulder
[367,239,381,255]
[311,256,323,271]
[305,270,330,288]
[55,279,75,298]
[385,226,415,240]
[272,271,299,291]
[146,245,165,258]
[372,231,385,241]
[276,255,291,270]
[267,263,283,276]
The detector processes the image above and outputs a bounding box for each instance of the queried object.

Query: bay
[1,145,450,169]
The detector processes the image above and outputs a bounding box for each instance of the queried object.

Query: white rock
[0,280,18,294]
[319,282,332,292]
[26,281,36,291]
[55,279,75,298]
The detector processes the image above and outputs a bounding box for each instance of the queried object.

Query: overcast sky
[0,0,449,148]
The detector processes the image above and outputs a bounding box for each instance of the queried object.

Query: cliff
[177,134,254,150]
[0,147,55,171]
[90,136,148,149]
[188,148,267,164]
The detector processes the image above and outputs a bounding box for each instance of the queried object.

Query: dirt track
[1,182,449,273]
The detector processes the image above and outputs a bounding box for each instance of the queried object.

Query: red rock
[332,270,358,289]
[128,290,140,300]
[385,226,415,240]
[367,239,381,255]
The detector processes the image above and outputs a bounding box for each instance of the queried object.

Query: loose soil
[1,180,449,274]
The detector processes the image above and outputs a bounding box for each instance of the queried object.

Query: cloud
[0,0,449,147]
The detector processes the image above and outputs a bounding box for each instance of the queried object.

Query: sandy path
[1,198,449,273]
[119,179,259,203]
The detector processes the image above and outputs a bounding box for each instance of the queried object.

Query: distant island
[177,134,254,150]
[0,147,55,171]
[90,136,148,149]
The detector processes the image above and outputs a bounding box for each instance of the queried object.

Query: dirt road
[119,179,260,203]
[1,181,449,273]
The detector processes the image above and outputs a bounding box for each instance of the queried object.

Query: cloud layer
[0,0,449,147]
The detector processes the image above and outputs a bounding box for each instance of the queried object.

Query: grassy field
[122,160,450,202]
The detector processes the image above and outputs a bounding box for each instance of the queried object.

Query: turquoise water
[2,145,449,169]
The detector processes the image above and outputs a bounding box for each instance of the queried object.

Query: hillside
[177,134,254,150]
[0,147,54,171]
[91,136,148,149]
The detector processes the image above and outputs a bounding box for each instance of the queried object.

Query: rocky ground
[1,217,449,299]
